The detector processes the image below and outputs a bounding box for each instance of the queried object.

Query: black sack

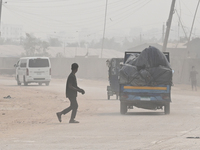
[139,69,153,85]
[125,53,139,66]
[119,64,146,86]
[133,46,170,69]
[119,64,138,84]
[147,66,172,85]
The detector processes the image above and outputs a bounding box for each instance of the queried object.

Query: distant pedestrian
[56,63,85,123]
[189,66,198,91]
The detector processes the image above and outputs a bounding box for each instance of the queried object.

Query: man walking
[189,66,198,91]
[56,63,85,123]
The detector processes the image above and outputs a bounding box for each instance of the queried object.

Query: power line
[105,0,153,30]
[175,9,189,40]
[4,0,148,31]
[188,0,200,42]
[3,0,179,42]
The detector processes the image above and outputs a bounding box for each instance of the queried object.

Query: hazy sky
[2,0,200,40]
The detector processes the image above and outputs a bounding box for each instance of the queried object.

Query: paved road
[0,76,200,150]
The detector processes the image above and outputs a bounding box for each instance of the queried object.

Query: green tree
[23,33,50,56]
[91,38,122,51]
[48,37,62,47]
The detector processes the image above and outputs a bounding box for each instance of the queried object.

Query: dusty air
[0,0,200,150]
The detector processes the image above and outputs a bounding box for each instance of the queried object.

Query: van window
[29,58,49,68]
[20,59,27,68]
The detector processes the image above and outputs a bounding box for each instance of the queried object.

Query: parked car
[14,57,51,86]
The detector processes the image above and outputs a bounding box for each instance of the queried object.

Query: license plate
[140,97,151,101]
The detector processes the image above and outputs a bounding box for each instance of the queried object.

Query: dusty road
[0,75,200,150]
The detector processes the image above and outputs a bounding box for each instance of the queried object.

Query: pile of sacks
[119,46,172,86]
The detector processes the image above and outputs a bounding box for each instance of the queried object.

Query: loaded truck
[119,47,172,115]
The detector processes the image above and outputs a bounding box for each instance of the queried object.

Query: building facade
[1,23,23,40]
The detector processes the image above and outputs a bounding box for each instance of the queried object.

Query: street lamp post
[0,0,3,37]
[101,0,108,58]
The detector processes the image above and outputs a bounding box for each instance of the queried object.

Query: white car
[14,57,51,86]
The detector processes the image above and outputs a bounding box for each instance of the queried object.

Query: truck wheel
[17,76,21,86]
[23,76,28,86]
[120,102,127,114]
[116,94,118,100]
[164,103,170,114]
[39,83,42,86]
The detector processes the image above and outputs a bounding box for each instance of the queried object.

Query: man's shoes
[56,112,62,122]
[69,119,79,123]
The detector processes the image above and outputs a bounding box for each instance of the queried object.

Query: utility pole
[162,23,165,42]
[101,0,108,58]
[0,0,2,37]
[162,0,176,52]
[188,0,200,42]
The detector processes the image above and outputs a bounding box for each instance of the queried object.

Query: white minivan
[14,57,51,86]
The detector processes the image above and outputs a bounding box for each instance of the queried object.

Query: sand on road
[0,75,200,150]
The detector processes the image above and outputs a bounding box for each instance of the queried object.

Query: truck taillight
[26,68,29,76]
[49,68,51,75]
[121,94,128,100]
[162,94,170,100]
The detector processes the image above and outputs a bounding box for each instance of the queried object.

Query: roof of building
[127,43,162,51]
[0,45,124,58]
[127,42,187,51]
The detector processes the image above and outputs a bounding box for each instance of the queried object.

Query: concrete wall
[0,57,108,80]
[50,57,108,79]
[0,57,19,75]
[0,57,19,68]
[1,56,200,85]
[170,58,200,85]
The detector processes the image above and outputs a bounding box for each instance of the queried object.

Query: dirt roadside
[1,75,200,150]
[0,75,111,139]
[0,79,62,138]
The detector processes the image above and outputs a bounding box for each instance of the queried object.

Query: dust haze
[1,0,200,150]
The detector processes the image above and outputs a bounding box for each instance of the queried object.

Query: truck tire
[116,94,118,100]
[45,82,50,86]
[120,102,127,114]
[164,103,170,114]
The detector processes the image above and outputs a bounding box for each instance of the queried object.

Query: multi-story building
[1,23,23,40]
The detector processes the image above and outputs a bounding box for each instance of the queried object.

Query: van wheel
[45,82,50,86]
[120,102,127,115]
[39,83,42,86]
[23,77,28,86]
[17,76,21,85]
